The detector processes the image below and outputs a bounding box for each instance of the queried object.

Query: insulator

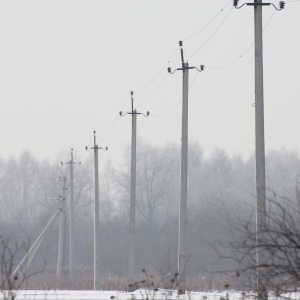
[279,1,285,9]
[233,0,239,7]
[167,67,172,73]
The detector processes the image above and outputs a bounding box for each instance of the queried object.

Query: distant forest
[1,140,299,290]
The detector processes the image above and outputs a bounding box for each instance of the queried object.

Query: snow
[0,289,255,300]
[1,289,299,300]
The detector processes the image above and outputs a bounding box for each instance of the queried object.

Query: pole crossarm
[167,41,204,75]
[61,148,81,166]
[233,0,285,10]
[119,91,150,118]
[85,131,108,152]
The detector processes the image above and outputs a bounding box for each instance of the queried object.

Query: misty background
[0,0,300,290]
[1,144,299,289]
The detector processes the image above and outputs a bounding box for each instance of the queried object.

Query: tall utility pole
[69,150,75,281]
[233,2,284,300]
[120,91,149,289]
[57,176,67,282]
[62,148,81,281]
[86,131,107,290]
[168,41,204,294]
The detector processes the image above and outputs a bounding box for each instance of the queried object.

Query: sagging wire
[136,73,168,109]
[206,9,277,70]
[183,0,232,42]
[91,2,239,145]
[188,7,234,61]
[134,46,179,93]
[152,69,201,118]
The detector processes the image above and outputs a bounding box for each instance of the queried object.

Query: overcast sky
[0,0,299,163]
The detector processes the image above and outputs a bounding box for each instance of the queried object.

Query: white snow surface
[1,289,298,300]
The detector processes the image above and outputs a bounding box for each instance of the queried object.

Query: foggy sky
[0,0,299,163]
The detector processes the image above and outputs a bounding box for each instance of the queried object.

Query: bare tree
[217,189,300,296]
[0,236,43,300]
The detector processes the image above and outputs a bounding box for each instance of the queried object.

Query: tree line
[0,141,300,290]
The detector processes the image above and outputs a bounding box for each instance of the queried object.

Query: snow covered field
[0,289,283,300]
[1,288,299,300]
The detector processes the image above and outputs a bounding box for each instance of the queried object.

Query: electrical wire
[136,73,168,109]
[134,46,179,93]
[151,99,181,118]
[85,96,131,148]
[97,96,131,132]
[188,7,234,60]
[206,9,277,70]
[206,43,253,70]
[97,115,123,144]
[133,1,233,96]
[183,0,232,42]
[152,70,202,118]
[86,2,243,146]
[135,1,231,110]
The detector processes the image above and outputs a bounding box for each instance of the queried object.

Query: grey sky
[0,0,299,163]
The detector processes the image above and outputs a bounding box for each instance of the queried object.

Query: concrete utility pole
[168,41,204,294]
[86,131,107,290]
[233,1,285,299]
[62,148,81,281]
[120,91,149,289]
[57,176,68,282]
[69,150,75,280]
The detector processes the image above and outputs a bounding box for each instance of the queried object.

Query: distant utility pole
[120,91,150,289]
[86,131,108,290]
[168,41,204,294]
[233,1,285,300]
[62,148,81,281]
[56,176,68,282]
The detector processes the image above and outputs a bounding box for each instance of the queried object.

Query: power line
[183,0,232,41]
[96,96,131,132]
[134,46,179,93]
[136,73,168,109]
[206,9,277,70]
[82,2,237,149]
[152,68,202,118]
[85,2,259,151]
[188,7,234,60]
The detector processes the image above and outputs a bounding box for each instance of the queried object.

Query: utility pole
[57,176,68,282]
[168,41,204,294]
[86,131,107,290]
[62,148,81,281]
[120,91,149,289]
[233,2,285,300]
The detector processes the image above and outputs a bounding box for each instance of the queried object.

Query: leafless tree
[217,189,300,296]
[0,236,44,300]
